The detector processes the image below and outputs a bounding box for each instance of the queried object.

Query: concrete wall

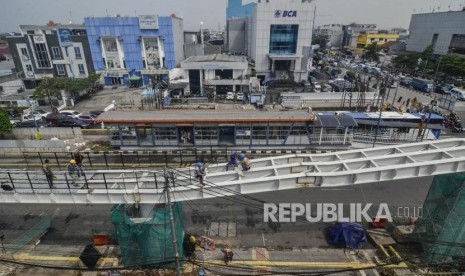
[407,11,465,54]
[0,140,70,155]
[12,127,83,140]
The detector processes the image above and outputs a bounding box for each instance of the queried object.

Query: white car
[59,110,82,118]
[226,92,235,100]
[236,92,244,101]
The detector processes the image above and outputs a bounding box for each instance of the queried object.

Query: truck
[411,78,433,93]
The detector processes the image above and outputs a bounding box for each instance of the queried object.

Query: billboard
[139,15,159,29]
[57,28,73,47]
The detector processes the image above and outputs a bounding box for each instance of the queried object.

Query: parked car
[170,90,182,99]
[55,117,90,128]
[435,84,454,95]
[89,110,105,118]
[59,110,82,118]
[226,92,235,100]
[44,113,72,125]
[236,92,244,101]
[450,88,465,101]
[15,120,47,128]
[77,115,96,125]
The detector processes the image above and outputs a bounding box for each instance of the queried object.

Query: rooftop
[183,54,247,63]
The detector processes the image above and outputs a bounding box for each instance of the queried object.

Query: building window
[78,64,85,75]
[56,64,66,75]
[33,43,51,68]
[449,34,465,55]
[269,25,298,55]
[26,64,33,72]
[103,38,118,52]
[74,47,82,59]
[21,48,29,58]
[107,60,114,69]
[51,47,61,59]
[431,34,439,49]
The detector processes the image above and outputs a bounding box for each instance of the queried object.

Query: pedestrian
[239,153,252,172]
[42,159,54,188]
[73,152,85,177]
[67,159,79,186]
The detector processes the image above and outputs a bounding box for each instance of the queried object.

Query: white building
[407,10,465,55]
[315,24,344,49]
[227,0,314,83]
[180,54,249,96]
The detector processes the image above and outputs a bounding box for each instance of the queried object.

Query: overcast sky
[1,0,465,33]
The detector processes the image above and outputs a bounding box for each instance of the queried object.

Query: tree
[312,34,328,49]
[362,42,381,62]
[0,108,13,134]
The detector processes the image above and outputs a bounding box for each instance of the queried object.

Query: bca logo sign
[274,10,297,18]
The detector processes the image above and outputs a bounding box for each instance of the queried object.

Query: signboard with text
[139,15,159,29]
[57,28,73,47]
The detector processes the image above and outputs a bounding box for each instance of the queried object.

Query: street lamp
[421,99,438,141]
[432,48,455,92]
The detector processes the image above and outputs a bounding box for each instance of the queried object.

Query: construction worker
[194,162,207,186]
[228,151,239,167]
[222,244,234,265]
[239,153,252,171]
[73,151,85,177]
[42,159,54,189]
[67,159,79,185]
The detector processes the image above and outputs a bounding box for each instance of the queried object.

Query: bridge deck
[1,139,465,204]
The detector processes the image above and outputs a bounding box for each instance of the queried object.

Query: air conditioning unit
[22,55,29,61]
[26,71,34,77]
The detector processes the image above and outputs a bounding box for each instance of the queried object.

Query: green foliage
[312,34,328,49]
[33,74,101,99]
[421,45,434,65]
[441,55,465,77]
[0,108,13,133]
[392,51,421,71]
[346,71,356,81]
[362,42,380,62]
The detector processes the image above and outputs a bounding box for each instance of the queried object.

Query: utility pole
[164,169,182,276]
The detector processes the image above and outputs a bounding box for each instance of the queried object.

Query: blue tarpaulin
[327,222,367,249]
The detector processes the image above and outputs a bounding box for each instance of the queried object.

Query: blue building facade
[227,0,256,19]
[84,16,184,86]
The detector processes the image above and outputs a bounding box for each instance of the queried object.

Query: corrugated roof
[96,110,318,124]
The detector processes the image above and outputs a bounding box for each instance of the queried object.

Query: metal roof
[96,110,319,124]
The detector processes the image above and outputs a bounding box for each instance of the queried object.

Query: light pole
[432,48,454,92]
[421,99,438,141]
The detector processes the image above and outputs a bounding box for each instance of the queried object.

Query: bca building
[227,0,314,83]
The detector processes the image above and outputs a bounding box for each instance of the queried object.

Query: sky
[1,0,465,33]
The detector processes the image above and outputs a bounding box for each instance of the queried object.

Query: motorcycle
[452,120,464,133]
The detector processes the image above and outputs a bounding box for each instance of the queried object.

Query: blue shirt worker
[194,162,207,186]
[239,153,252,171]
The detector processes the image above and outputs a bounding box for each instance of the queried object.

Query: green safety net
[110,203,184,268]
[414,172,465,264]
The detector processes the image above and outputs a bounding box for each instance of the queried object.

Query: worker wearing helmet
[228,151,239,167]
[68,159,78,186]
[194,161,207,186]
[239,153,252,171]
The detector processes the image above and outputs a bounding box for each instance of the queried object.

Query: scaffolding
[415,172,465,265]
[110,203,184,268]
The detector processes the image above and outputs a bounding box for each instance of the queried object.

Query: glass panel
[252,125,267,145]
[194,126,218,146]
[236,124,251,146]
[269,25,299,55]
[154,127,178,146]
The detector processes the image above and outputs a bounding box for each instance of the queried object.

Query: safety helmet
[239,153,246,159]
[70,159,76,164]
[195,162,203,167]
